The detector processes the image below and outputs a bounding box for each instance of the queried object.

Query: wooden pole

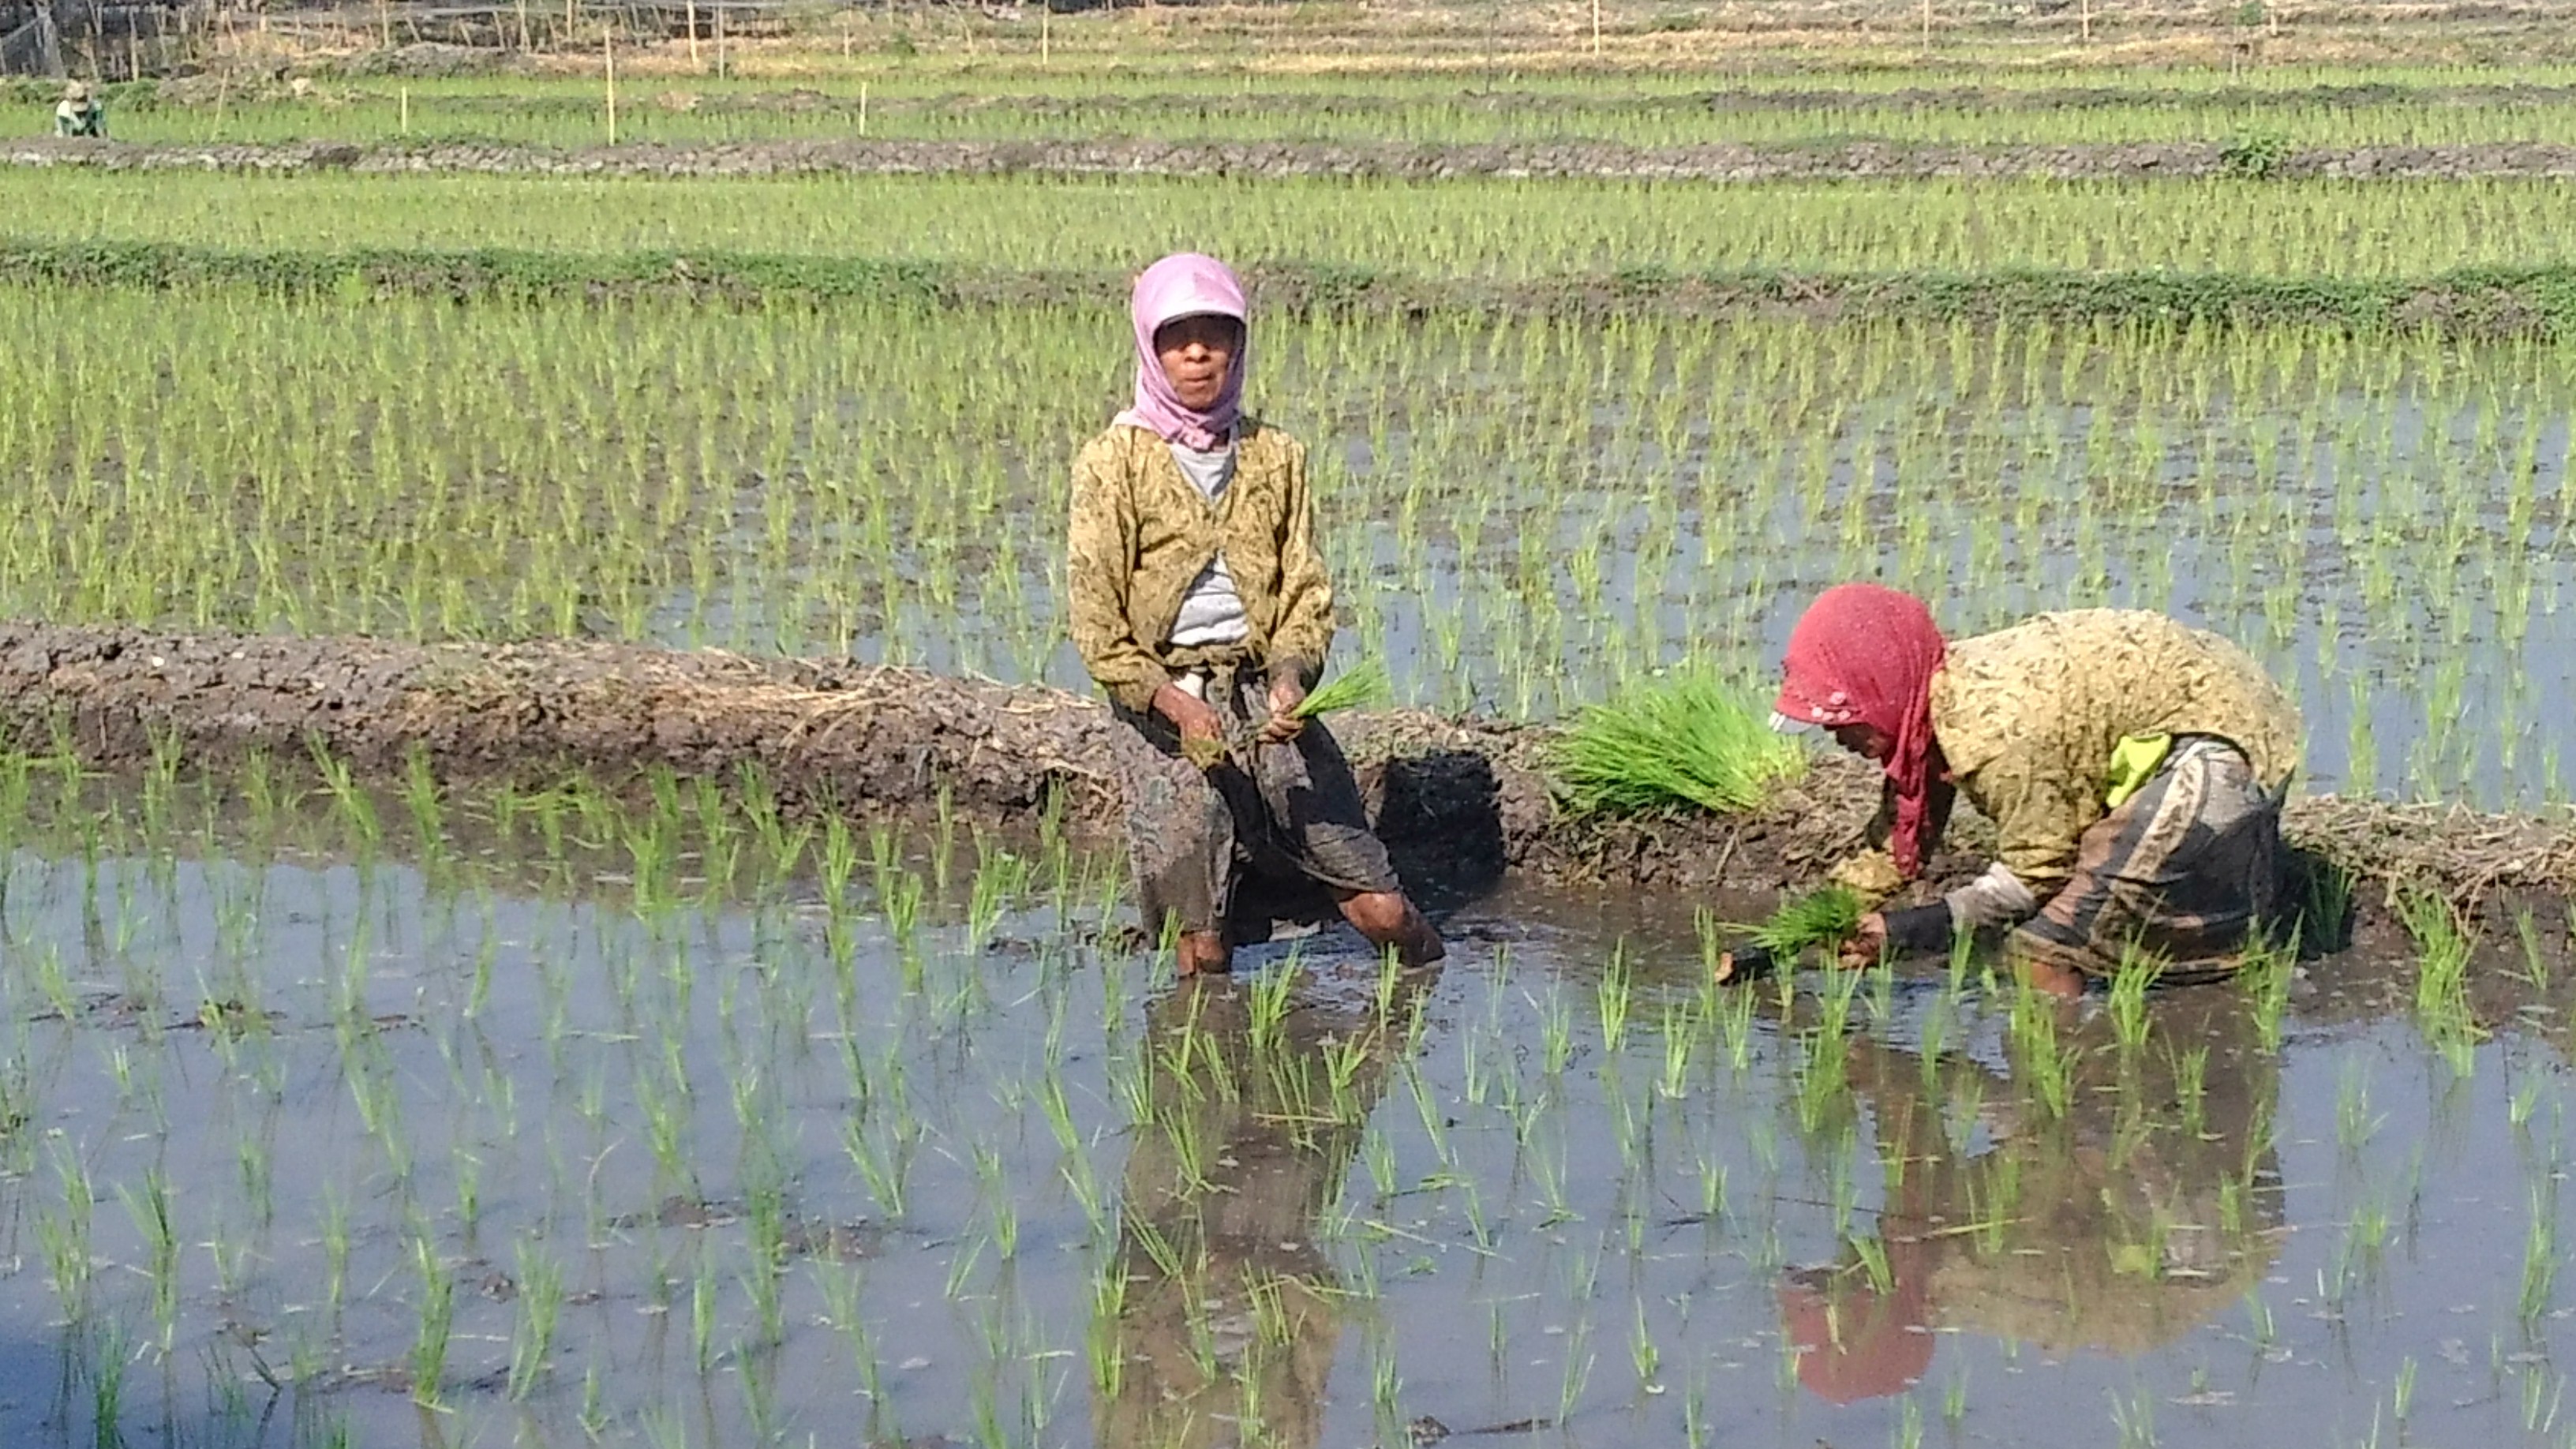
[1920,0,1930,52]
[1040,7,1048,65]
[399,84,409,133]
[858,80,867,137]
[713,2,724,80]
[2080,0,2091,42]
[604,29,616,144]
[686,0,698,68]
[1590,0,1600,56]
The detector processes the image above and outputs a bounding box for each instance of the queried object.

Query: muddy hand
[1835,913,1889,970]
[1260,677,1307,743]
[1154,682,1229,768]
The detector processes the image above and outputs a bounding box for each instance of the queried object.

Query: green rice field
[13,170,2576,279]
[5,9,2576,1447]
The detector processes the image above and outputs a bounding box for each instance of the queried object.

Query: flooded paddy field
[12,11,2576,1444]
[0,768,2566,1448]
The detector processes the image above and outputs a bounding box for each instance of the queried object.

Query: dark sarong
[2014,737,2286,981]
[1111,664,1399,940]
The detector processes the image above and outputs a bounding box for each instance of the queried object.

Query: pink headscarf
[1114,253,1248,452]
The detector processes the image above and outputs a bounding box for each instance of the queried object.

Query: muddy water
[0,781,2565,1449]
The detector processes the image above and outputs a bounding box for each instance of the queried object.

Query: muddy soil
[13,135,2576,181]
[3,622,2566,916]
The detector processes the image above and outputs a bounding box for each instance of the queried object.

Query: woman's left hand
[1260,678,1308,743]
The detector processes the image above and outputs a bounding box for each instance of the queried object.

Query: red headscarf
[1774,584,1949,879]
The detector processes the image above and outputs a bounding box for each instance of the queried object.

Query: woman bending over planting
[1749,585,2302,998]
[1066,253,1441,977]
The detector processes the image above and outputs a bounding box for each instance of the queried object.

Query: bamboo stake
[858,80,867,137]
[1590,0,1600,56]
[399,84,409,133]
[2080,0,2091,42]
[713,2,725,79]
[1040,6,1049,64]
[604,29,616,144]
[687,0,698,69]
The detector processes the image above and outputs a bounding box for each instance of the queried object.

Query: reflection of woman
[1095,969,1433,1449]
[1781,994,2282,1401]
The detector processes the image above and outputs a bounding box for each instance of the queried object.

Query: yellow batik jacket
[1065,420,1335,713]
[1834,609,2305,898]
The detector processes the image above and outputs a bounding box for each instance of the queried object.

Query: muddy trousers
[2014,737,2287,981]
[1110,672,1399,941]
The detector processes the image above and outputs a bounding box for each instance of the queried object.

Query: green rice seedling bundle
[1551,672,1805,815]
[1743,885,1864,959]
[1291,657,1391,718]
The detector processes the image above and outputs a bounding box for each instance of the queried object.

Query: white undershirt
[1166,440,1251,649]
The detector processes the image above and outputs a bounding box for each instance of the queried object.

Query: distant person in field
[1067,252,1441,977]
[54,80,105,139]
[1758,585,2302,997]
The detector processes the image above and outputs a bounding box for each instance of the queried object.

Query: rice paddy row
[9,168,2576,281]
[2,283,2566,807]
[40,76,2576,148]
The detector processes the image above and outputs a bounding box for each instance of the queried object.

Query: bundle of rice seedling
[1743,885,1865,958]
[1290,657,1391,719]
[1551,672,1806,815]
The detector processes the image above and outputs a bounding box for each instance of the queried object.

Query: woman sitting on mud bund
[1066,253,1442,977]
[1739,584,2303,997]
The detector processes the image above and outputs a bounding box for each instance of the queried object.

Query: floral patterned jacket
[1835,608,2304,897]
[1065,420,1335,714]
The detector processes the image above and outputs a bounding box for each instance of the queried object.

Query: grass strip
[1550,672,1806,817]
[12,240,2576,335]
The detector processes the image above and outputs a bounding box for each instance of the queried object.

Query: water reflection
[1095,964,1432,1448]
[1784,993,2285,1402]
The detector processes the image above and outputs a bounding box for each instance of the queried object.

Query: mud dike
[3,622,2567,918]
[13,137,2576,182]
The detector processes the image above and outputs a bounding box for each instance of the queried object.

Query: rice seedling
[2398,891,2483,1073]
[1552,674,1805,815]
[1289,656,1391,718]
[2106,948,2160,1049]
[2521,1178,2562,1324]
[408,1232,455,1407]
[1739,886,1865,961]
